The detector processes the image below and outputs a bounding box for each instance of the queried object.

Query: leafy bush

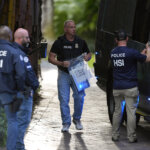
[0,106,7,147]
[53,0,100,51]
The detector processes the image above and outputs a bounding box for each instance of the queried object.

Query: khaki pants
[112,87,138,140]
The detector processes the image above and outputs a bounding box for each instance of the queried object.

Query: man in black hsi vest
[49,20,91,132]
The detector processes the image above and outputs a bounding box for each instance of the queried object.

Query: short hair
[64,20,75,27]
[115,29,127,41]
[0,25,12,41]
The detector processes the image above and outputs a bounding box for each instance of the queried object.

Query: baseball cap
[115,29,127,41]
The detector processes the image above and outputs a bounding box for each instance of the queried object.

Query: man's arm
[146,49,150,62]
[14,54,26,91]
[141,48,150,62]
[48,52,70,68]
[25,61,39,91]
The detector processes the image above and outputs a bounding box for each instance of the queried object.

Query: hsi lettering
[113,59,124,67]
[0,59,3,68]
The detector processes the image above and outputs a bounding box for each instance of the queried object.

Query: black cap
[115,29,127,41]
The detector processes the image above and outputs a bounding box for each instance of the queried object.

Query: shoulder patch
[24,57,29,63]
[75,43,79,48]
[20,55,23,61]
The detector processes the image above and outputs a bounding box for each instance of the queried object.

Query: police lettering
[63,46,72,49]
[113,59,124,67]
[0,50,7,56]
[111,53,125,58]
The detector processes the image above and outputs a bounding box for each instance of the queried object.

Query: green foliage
[53,0,100,44]
[0,106,7,147]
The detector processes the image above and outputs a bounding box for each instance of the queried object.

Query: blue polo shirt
[110,46,146,89]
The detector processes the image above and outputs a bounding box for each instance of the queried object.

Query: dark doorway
[132,0,150,43]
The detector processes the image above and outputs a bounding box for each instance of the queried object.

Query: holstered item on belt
[10,97,23,113]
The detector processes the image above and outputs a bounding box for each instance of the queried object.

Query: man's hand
[146,47,150,56]
[49,52,70,68]
[84,53,92,61]
[143,47,150,62]
[141,49,147,55]
[62,61,70,68]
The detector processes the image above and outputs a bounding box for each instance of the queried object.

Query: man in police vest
[0,25,25,150]
[13,28,39,150]
[48,20,91,132]
[111,30,150,143]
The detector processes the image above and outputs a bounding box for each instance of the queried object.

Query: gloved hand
[23,86,32,98]
[10,93,23,113]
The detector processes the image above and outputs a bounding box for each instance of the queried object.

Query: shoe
[112,136,119,142]
[73,119,83,130]
[129,138,138,143]
[61,124,70,132]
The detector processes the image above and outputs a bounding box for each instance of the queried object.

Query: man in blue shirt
[13,28,39,150]
[111,30,150,143]
[0,26,25,150]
